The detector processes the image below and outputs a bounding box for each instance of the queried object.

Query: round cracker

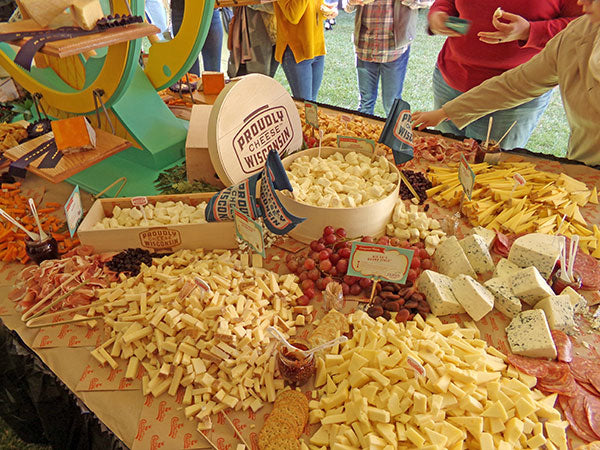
[259,435,300,450]
[258,415,297,450]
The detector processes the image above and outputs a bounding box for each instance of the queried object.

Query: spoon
[28,198,49,241]
[268,326,348,358]
[303,335,348,357]
[0,207,40,241]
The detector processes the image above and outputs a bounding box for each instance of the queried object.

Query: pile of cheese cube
[92,201,208,229]
[89,249,305,431]
[307,311,569,449]
[286,152,398,208]
[418,231,586,360]
[386,200,446,254]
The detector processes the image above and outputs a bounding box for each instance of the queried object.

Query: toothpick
[27,280,91,321]
[21,272,80,321]
[26,314,102,329]
[367,280,379,306]
[568,235,579,282]
[318,129,323,158]
[223,412,251,449]
[496,120,517,147]
[26,299,107,328]
[484,116,493,149]
[198,428,218,450]
[399,171,420,202]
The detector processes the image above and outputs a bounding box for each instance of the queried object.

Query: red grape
[344,275,359,285]
[350,284,362,295]
[413,242,425,249]
[361,236,374,243]
[338,248,351,259]
[329,267,338,277]
[335,228,347,238]
[299,271,309,281]
[325,234,337,245]
[301,279,315,290]
[304,258,316,270]
[318,237,325,245]
[319,250,330,261]
[315,278,325,290]
[390,238,400,247]
[359,278,372,289]
[341,282,350,295]
[399,240,410,248]
[323,226,335,236]
[336,259,348,274]
[308,268,320,281]
[285,253,294,263]
[304,287,315,299]
[418,249,429,259]
[310,241,320,251]
[407,269,418,282]
[410,257,421,269]
[377,236,390,246]
[297,295,310,306]
[330,253,341,265]
[421,259,432,270]
[325,248,334,256]
[319,259,333,272]
[310,252,321,261]
[315,242,326,252]
[287,260,299,273]
[322,276,333,287]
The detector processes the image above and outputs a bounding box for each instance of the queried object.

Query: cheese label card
[64,185,83,237]
[347,242,414,284]
[304,101,319,129]
[513,173,526,186]
[233,207,265,258]
[337,135,376,154]
[458,153,476,200]
[131,196,148,207]
[379,98,414,165]
[406,356,426,378]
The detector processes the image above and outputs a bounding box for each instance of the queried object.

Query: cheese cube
[479,433,494,450]
[508,233,561,280]
[416,270,465,316]
[451,275,494,321]
[72,0,105,30]
[560,286,587,313]
[493,258,521,278]
[433,236,476,278]
[484,277,522,318]
[510,267,555,305]
[506,310,557,359]
[545,421,568,450]
[534,295,575,332]
[459,234,495,274]
[470,226,496,249]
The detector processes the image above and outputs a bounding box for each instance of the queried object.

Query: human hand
[321,3,339,19]
[347,0,364,5]
[412,109,449,130]
[428,11,463,37]
[478,10,531,44]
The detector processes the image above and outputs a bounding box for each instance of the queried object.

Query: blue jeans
[432,65,552,149]
[281,47,325,101]
[172,4,223,74]
[357,47,411,117]
[145,0,169,35]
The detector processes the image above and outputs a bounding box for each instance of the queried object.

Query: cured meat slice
[552,330,573,363]
[570,357,595,384]
[507,354,549,378]
[588,371,600,396]
[580,382,600,397]
[564,237,600,290]
[537,371,578,397]
[562,392,599,443]
[583,389,600,440]
[493,232,511,257]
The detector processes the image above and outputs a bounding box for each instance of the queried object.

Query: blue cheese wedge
[451,275,494,321]
[493,258,521,279]
[469,226,496,249]
[560,286,587,314]
[484,277,522,318]
[534,295,575,333]
[416,270,465,316]
[510,267,555,306]
[433,236,476,278]
[506,310,557,359]
[459,234,495,274]
[508,233,561,280]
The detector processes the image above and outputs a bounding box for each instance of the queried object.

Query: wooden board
[3,128,130,183]
[14,23,160,59]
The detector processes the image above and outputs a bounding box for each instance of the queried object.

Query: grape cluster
[107,248,153,276]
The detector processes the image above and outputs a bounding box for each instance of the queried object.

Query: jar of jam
[277,338,315,387]
[25,237,59,264]
[552,269,582,294]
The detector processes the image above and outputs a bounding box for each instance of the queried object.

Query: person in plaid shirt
[345,0,431,116]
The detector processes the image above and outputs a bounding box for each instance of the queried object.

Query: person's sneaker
[324,19,332,30]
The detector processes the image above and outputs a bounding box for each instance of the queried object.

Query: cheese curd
[286,152,398,208]
[386,200,447,254]
[92,201,208,229]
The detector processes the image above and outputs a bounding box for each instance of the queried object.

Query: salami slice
[552,330,573,363]
[570,357,595,384]
[583,389,600,440]
[580,382,600,397]
[564,237,600,290]
[587,371,600,396]
[538,371,578,397]
[507,354,549,378]
[565,391,600,443]
[493,232,511,257]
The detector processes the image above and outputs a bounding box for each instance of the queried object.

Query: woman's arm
[428,0,462,36]
[276,0,311,24]
[524,0,582,50]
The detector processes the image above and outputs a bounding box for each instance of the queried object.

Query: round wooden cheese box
[207,74,304,186]
[277,147,400,243]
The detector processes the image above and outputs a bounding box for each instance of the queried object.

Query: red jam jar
[277,338,315,387]
[552,269,582,294]
[25,237,59,264]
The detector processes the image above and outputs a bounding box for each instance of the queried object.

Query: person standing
[274,0,337,101]
[345,0,429,116]
[427,0,582,148]
[145,0,169,39]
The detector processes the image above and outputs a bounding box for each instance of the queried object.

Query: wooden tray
[3,128,130,183]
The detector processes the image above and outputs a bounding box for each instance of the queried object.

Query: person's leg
[171,0,200,75]
[280,47,314,100]
[201,9,224,72]
[356,57,380,115]
[268,46,279,78]
[380,46,410,116]
[310,55,325,102]
[463,90,553,149]
[431,65,465,137]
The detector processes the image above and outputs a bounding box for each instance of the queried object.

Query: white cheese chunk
[560,286,587,314]
[484,277,522,318]
[508,233,561,280]
[493,258,521,279]
[510,267,555,306]
[469,226,496,249]
[416,270,465,316]
[433,236,476,278]
[534,295,575,333]
[459,234,495,274]
[506,310,557,359]
[451,275,494,321]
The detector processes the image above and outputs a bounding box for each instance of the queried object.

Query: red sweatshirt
[429,0,582,92]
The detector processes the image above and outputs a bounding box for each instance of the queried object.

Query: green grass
[276,10,569,158]
[0,417,49,450]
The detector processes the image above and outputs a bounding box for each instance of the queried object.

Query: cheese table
[1,133,600,450]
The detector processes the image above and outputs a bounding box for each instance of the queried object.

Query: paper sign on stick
[347,242,414,284]
[233,207,265,257]
[337,135,376,154]
[458,154,476,200]
[64,185,83,237]
[304,101,319,129]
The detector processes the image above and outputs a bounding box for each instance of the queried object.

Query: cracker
[259,435,300,450]
[258,415,297,449]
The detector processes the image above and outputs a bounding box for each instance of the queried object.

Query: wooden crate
[277,147,400,243]
[77,192,236,253]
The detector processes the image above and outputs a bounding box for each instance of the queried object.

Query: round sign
[207,74,303,186]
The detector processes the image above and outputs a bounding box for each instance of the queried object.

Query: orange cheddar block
[202,72,225,95]
[51,116,97,153]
